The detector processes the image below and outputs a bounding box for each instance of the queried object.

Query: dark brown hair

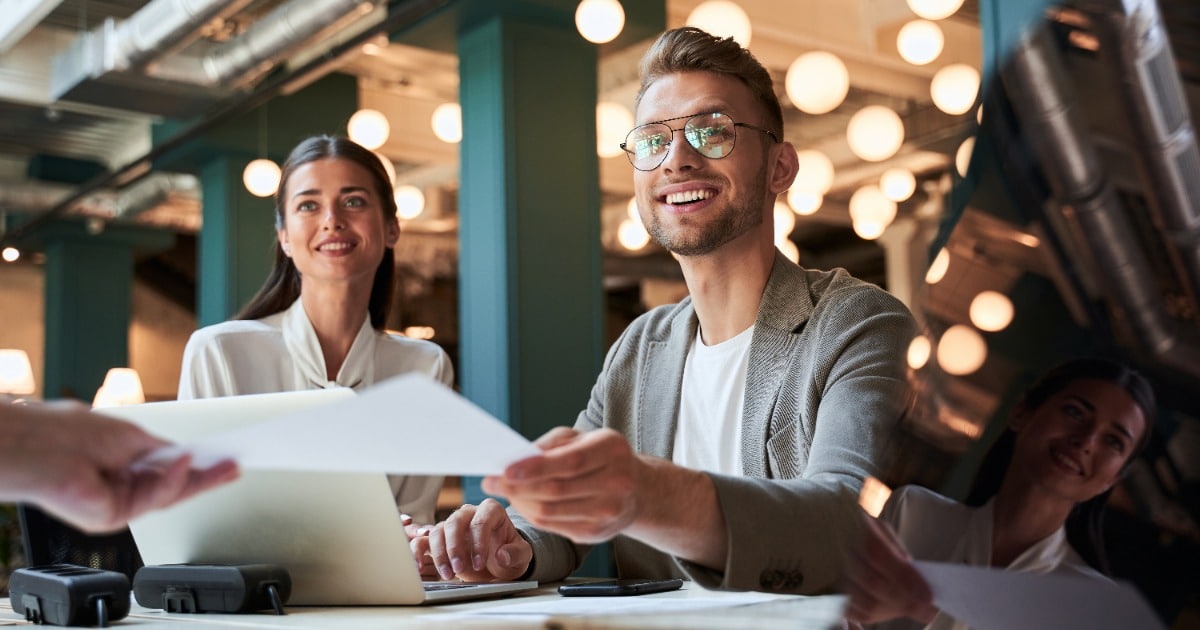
[236,135,398,329]
[966,357,1157,574]
[636,27,783,138]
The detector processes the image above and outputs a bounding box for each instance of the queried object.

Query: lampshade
[785,52,850,115]
[774,201,796,244]
[347,109,390,150]
[907,335,931,370]
[617,218,650,250]
[597,101,634,159]
[937,324,987,376]
[906,0,964,20]
[394,185,425,220]
[431,102,462,143]
[846,106,905,162]
[92,367,145,408]
[897,19,943,66]
[793,149,835,194]
[880,167,916,201]
[931,63,980,115]
[686,1,752,46]
[242,159,281,197]
[787,188,822,216]
[955,135,975,177]
[575,0,625,44]
[1,247,19,263]
[969,290,1015,332]
[0,349,35,395]
[925,248,950,284]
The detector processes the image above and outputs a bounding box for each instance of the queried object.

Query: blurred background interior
[0,0,1196,624]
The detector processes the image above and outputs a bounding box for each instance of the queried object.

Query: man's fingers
[503,430,628,482]
[532,426,579,450]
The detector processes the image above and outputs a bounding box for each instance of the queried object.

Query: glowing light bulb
[686,1,752,46]
[937,325,987,375]
[394,185,425,220]
[347,109,390,150]
[897,19,944,66]
[575,0,625,44]
[785,52,849,115]
[242,159,281,197]
[431,103,462,143]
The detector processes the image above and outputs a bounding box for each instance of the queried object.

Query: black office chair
[16,505,143,581]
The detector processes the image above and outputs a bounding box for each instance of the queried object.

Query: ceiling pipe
[1080,0,1200,308]
[3,0,451,246]
[1001,24,1200,380]
[113,0,254,71]
[50,0,250,99]
[114,173,200,220]
[152,0,379,89]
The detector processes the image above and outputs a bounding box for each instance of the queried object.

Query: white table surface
[1,581,848,629]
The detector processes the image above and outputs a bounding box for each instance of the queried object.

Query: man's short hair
[636,27,783,138]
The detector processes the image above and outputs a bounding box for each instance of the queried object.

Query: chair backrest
[16,505,142,580]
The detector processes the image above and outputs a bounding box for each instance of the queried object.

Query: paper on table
[915,561,1165,630]
[181,373,540,476]
[438,590,796,618]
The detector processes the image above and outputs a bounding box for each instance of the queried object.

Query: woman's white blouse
[178,298,454,524]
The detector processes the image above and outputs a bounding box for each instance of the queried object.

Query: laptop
[101,389,538,605]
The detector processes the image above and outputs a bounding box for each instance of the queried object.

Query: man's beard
[645,162,769,257]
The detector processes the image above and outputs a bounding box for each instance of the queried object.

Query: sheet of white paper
[178,373,540,476]
[440,591,792,618]
[916,561,1165,630]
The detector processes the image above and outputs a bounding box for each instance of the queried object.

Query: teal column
[34,221,174,400]
[458,5,603,460]
[197,153,276,326]
[456,2,605,573]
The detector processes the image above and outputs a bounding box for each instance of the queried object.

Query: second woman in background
[178,135,453,525]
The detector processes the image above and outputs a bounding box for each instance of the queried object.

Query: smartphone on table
[557,578,684,597]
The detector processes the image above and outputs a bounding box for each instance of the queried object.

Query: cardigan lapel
[741,251,817,477]
[636,302,698,460]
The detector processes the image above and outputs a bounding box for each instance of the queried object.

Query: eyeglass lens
[626,113,736,170]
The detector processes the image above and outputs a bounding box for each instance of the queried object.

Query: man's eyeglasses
[620,112,779,172]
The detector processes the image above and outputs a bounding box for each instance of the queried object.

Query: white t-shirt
[672,325,754,475]
[178,298,454,524]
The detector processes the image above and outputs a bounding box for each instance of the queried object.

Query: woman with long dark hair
[177,135,452,525]
[844,357,1155,629]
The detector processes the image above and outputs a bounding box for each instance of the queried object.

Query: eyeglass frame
[619,111,780,171]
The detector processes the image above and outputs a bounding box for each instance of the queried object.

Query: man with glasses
[412,26,915,594]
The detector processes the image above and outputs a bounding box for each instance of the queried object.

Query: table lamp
[93,367,145,408]
[0,348,36,401]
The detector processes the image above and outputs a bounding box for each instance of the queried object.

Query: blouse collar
[282,299,376,390]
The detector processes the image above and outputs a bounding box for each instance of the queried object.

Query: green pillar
[31,221,174,400]
[456,2,604,573]
[457,2,602,467]
[197,153,276,326]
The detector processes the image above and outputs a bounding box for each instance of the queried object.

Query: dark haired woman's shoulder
[376,332,454,385]
[879,485,973,530]
[185,318,282,349]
